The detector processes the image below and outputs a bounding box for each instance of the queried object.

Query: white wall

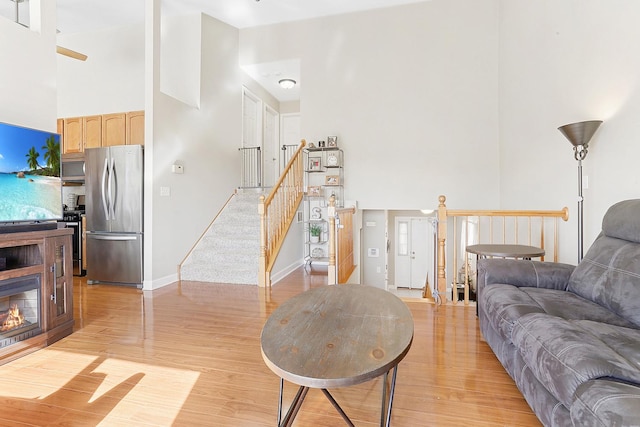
[0,0,57,132]
[499,0,640,263]
[240,0,501,212]
[57,24,145,117]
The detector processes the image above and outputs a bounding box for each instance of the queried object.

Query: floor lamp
[558,120,603,263]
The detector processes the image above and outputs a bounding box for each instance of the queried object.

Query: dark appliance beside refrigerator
[59,209,85,277]
[85,145,144,288]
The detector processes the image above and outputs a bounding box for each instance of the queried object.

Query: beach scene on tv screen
[0,123,62,222]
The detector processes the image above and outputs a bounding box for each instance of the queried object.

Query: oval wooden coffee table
[261,285,414,427]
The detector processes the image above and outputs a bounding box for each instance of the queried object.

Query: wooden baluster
[437,195,447,304]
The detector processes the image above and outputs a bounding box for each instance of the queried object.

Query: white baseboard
[271,258,305,285]
[142,273,178,291]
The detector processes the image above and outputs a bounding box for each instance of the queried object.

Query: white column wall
[0,0,57,131]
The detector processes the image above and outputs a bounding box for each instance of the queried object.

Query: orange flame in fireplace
[1,304,25,332]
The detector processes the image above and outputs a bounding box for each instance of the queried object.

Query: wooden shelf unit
[0,228,74,365]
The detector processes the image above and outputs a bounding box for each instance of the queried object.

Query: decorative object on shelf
[327,136,338,147]
[318,140,326,148]
[310,223,323,243]
[312,247,324,258]
[311,207,322,220]
[325,175,340,186]
[308,186,323,197]
[308,156,322,171]
[558,119,603,263]
[326,152,339,167]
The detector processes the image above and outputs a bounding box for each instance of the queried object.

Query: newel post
[258,195,268,287]
[437,195,447,302]
[328,196,337,285]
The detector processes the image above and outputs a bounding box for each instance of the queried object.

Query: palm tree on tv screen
[25,146,40,172]
[42,135,60,176]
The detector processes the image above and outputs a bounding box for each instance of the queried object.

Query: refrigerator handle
[108,157,116,220]
[101,157,110,220]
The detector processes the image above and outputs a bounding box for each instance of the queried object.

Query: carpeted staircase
[180,190,264,285]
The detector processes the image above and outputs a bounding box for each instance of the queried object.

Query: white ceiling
[1,0,430,102]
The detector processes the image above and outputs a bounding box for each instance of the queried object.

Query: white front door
[395,217,431,289]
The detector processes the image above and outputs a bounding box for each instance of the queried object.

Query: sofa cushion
[481,285,635,341]
[601,199,640,243]
[568,234,640,328]
[572,379,640,427]
[512,314,640,408]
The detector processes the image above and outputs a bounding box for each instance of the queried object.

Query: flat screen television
[0,122,62,229]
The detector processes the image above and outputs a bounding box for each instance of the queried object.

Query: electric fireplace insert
[0,274,41,349]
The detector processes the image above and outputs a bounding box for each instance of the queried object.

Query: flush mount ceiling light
[278,79,296,89]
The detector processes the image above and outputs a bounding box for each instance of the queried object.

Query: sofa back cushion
[568,200,640,328]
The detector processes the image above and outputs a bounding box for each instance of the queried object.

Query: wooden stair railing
[258,140,306,287]
[436,195,569,305]
[327,196,357,285]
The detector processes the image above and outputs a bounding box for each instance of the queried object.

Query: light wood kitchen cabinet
[126,110,145,145]
[83,115,102,150]
[59,110,144,154]
[102,113,127,147]
[62,117,83,154]
[57,118,64,141]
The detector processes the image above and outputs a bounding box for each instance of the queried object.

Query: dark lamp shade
[558,120,603,147]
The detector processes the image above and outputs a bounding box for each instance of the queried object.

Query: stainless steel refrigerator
[85,145,143,287]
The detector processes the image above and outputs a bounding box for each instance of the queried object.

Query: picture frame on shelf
[308,156,322,171]
[308,186,323,197]
[327,136,338,147]
[325,151,340,167]
[325,175,340,186]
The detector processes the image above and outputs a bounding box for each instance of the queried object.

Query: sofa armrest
[476,258,575,298]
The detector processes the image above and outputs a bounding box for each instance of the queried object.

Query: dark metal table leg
[321,389,355,427]
[277,378,284,426]
[278,381,309,427]
[384,366,399,426]
[380,371,389,426]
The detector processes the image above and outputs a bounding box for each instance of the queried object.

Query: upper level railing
[436,195,569,305]
[258,140,306,287]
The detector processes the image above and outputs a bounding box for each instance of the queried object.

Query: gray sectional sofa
[477,199,640,427]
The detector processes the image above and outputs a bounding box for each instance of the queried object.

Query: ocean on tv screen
[0,173,62,222]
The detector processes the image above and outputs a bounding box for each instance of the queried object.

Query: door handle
[108,157,116,220]
[88,234,138,241]
[101,158,109,219]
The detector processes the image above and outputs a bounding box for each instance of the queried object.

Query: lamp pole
[558,120,602,264]
[575,147,586,262]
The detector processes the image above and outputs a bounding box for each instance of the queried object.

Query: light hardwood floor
[0,269,541,426]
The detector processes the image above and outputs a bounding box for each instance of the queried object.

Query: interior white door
[280,113,301,168]
[242,89,261,148]
[394,217,430,289]
[263,105,279,187]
